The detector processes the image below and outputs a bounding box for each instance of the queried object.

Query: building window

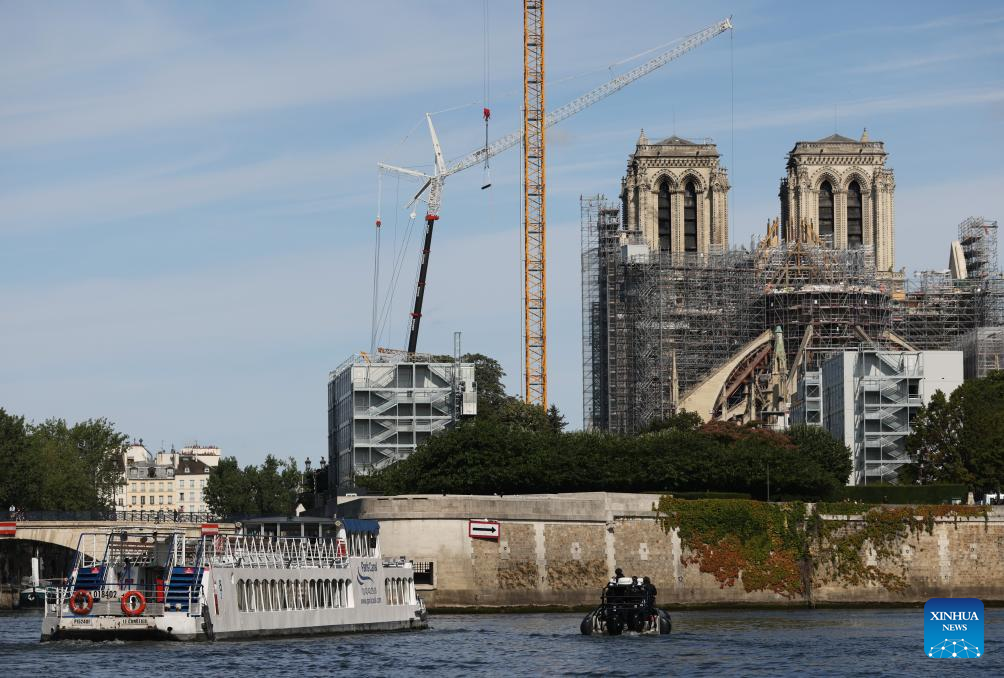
[847,181,863,247]
[633,185,640,230]
[818,180,834,238]
[414,561,435,587]
[180,492,185,502]
[684,180,698,252]
[658,180,672,252]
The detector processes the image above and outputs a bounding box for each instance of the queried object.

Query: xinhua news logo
[925,598,984,658]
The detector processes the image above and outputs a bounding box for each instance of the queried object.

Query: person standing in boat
[642,576,657,610]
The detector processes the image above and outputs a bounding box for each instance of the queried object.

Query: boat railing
[45,584,182,618]
[204,534,349,569]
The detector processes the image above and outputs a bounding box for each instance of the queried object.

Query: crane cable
[481,0,492,189]
[370,174,383,354]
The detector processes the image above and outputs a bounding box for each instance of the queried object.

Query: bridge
[2,512,236,559]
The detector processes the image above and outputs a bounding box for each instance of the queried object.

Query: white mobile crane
[378,16,733,388]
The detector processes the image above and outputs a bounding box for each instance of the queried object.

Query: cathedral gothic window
[818,180,834,240]
[846,181,863,248]
[658,180,672,252]
[684,180,698,252]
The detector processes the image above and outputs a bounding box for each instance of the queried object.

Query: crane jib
[381,16,732,357]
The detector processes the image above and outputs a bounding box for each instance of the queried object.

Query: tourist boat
[580,576,671,636]
[40,518,427,641]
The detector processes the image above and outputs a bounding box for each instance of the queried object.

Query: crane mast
[523,0,546,406]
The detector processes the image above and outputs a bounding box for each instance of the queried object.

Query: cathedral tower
[779,130,896,271]
[621,131,730,253]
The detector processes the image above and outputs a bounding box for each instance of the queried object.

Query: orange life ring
[69,590,93,615]
[120,590,147,617]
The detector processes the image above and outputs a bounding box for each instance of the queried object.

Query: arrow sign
[468,519,501,541]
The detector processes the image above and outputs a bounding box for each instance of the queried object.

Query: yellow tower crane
[523,0,547,406]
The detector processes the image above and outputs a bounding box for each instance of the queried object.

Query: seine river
[2,608,1000,676]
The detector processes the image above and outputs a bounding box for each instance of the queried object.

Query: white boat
[40,518,427,641]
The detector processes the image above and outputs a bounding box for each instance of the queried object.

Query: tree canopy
[360,413,852,500]
[204,454,303,517]
[904,371,1004,492]
[0,408,127,512]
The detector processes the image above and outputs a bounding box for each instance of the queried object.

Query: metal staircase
[163,534,205,614]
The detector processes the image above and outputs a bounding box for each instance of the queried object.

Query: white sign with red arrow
[468,519,501,540]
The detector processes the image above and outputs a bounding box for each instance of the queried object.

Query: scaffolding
[580,197,601,431]
[584,201,1003,434]
[592,236,901,433]
[581,196,621,430]
[957,326,1004,379]
[959,216,999,281]
[762,244,891,368]
[893,218,1004,352]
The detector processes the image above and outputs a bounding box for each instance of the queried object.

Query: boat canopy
[342,518,380,534]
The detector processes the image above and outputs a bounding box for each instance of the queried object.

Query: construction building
[582,132,1003,478]
[328,355,477,495]
[798,350,963,485]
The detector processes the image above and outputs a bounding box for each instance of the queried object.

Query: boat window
[309,580,317,609]
[237,579,245,611]
[300,580,309,609]
[288,581,296,610]
[271,580,279,611]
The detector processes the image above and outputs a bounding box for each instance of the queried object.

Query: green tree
[0,409,30,509]
[69,418,128,508]
[546,404,568,433]
[429,352,509,413]
[362,415,850,499]
[904,372,1004,492]
[205,454,302,517]
[954,371,1004,493]
[903,390,964,484]
[22,417,126,511]
[787,424,853,491]
[204,456,255,516]
[640,409,703,434]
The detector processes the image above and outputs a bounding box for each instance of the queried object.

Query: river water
[2,608,1000,676]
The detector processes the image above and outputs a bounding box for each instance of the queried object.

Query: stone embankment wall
[340,493,1004,608]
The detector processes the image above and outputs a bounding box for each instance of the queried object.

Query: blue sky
[2,1,1002,466]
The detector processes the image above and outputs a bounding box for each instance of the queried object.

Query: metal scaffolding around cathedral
[582,131,1003,435]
